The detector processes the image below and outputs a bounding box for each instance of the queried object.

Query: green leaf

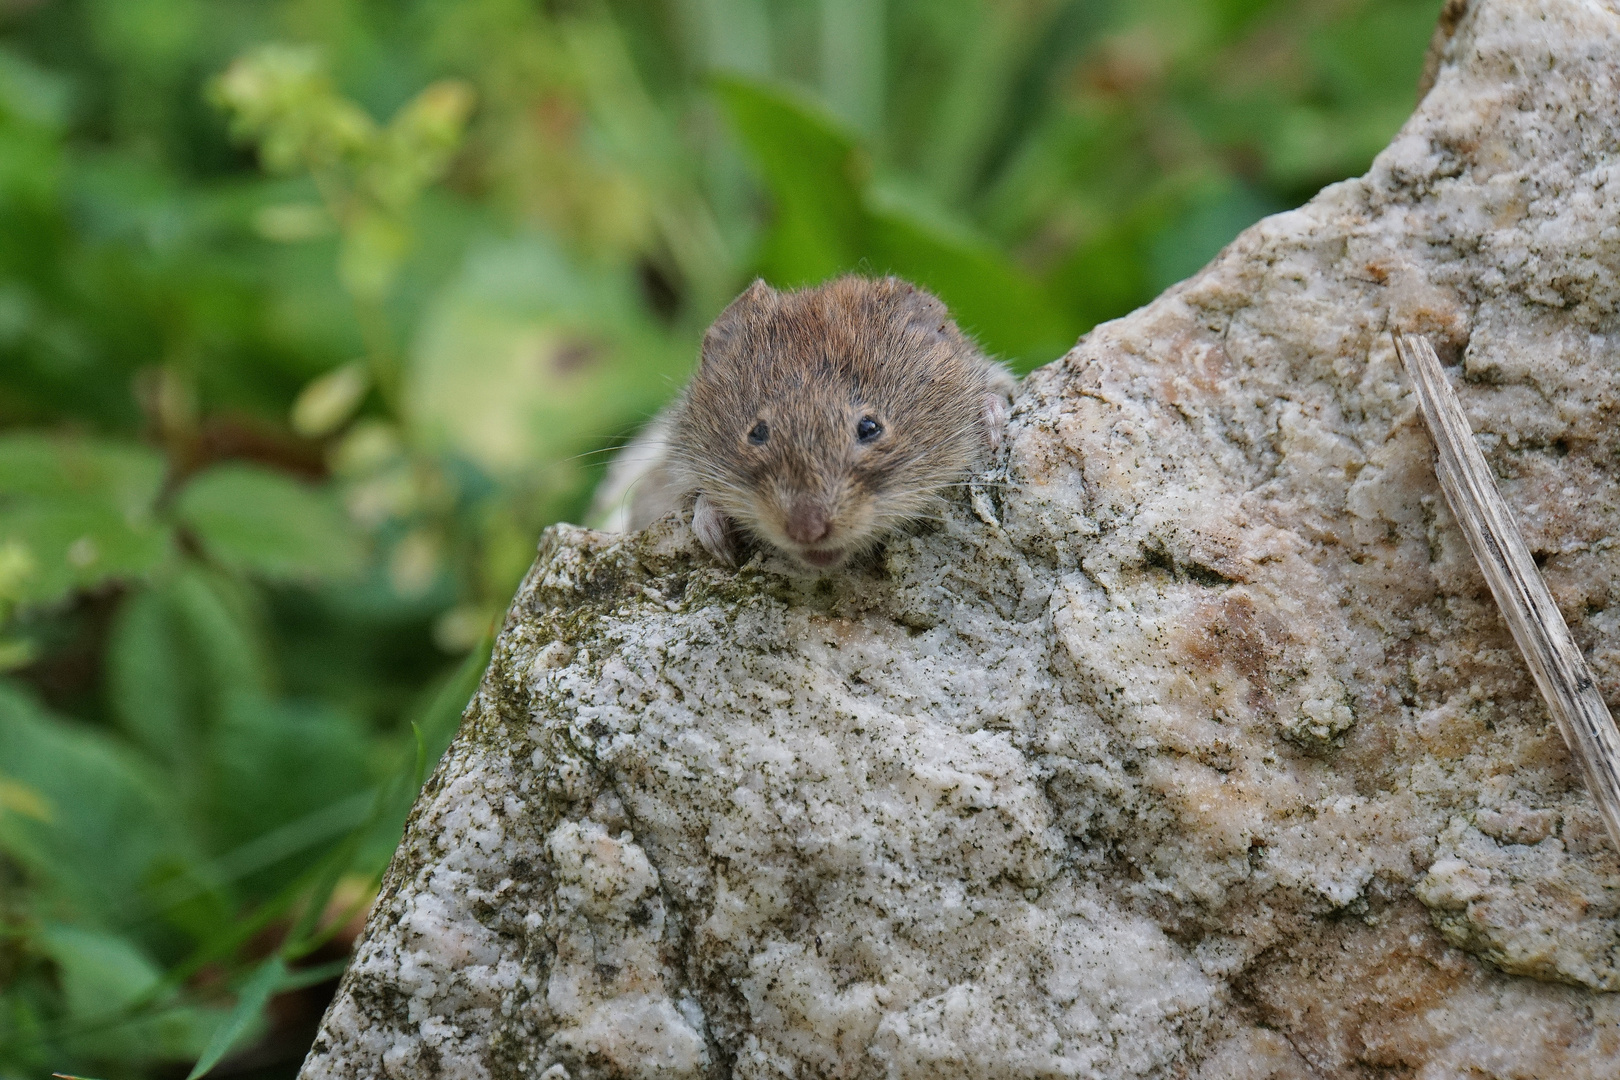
[864,183,1076,369]
[407,235,686,476]
[290,360,370,438]
[175,463,364,582]
[712,75,867,285]
[207,695,374,867]
[107,586,194,762]
[713,76,1076,368]
[411,720,428,790]
[414,632,490,774]
[0,775,51,821]
[285,637,488,959]
[278,957,349,991]
[0,434,169,607]
[165,567,272,695]
[107,569,271,767]
[0,45,72,132]
[1144,176,1277,293]
[0,681,185,925]
[37,925,162,1021]
[0,434,163,508]
[185,956,286,1080]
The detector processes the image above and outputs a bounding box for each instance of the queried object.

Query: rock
[299,1,1620,1076]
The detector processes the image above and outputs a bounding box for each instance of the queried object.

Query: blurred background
[0,0,1440,1075]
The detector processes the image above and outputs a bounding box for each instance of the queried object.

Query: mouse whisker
[558,446,638,466]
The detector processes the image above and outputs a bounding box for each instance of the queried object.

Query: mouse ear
[701,278,777,363]
[883,277,952,338]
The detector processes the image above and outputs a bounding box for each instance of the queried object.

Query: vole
[596,275,1016,572]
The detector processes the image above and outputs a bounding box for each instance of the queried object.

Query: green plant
[0,1,1439,1075]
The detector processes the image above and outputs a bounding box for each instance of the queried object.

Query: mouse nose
[784,501,831,545]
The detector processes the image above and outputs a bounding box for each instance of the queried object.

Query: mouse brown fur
[666,275,1015,572]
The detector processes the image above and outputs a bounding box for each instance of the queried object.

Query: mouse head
[672,275,993,572]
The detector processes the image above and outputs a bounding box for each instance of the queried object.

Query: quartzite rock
[301,1,1620,1075]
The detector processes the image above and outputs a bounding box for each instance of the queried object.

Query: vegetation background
[0,0,1441,1075]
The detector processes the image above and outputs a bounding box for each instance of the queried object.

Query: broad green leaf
[713,75,867,285]
[0,681,184,926]
[0,46,71,132]
[864,183,1076,369]
[0,435,162,506]
[1144,177,1278,293]
[107,586,194,763]
[1048,178,1229,335]
[714,76,1075,368]
[166,568,272,696]
[0,435,169,606]
[0,498,169,605]
[1048,213,1155,337]
[176,463,364,582]
[107,569,271,768]
[407,234,687,476]
[37,925,162,1020]
[34,923,223,1065]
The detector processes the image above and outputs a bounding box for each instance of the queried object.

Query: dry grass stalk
[1394,332,1620,854]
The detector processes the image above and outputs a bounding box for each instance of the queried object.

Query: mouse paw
[980,391,1010,451]
[691,494,739,565]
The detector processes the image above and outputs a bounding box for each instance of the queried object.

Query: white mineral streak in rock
[301,1,1620,1076]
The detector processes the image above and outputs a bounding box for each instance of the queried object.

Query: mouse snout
[784,500,832,545]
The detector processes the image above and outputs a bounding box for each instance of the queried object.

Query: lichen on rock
[301,2,1620,1077]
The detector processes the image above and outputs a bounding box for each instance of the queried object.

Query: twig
[1394,332,1620,854]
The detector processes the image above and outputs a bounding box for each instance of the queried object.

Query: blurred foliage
[0,0,1439,1075]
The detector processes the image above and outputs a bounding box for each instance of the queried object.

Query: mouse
[641,274,1015,573]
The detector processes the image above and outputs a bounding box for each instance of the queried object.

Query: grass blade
[1395,331,1620,853]
[186,956,287,1080]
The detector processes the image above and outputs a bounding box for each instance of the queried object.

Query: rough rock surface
[300,1,1620,1076]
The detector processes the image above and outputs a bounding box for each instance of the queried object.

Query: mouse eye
[856,416,883,443]
[747,420,769,445]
